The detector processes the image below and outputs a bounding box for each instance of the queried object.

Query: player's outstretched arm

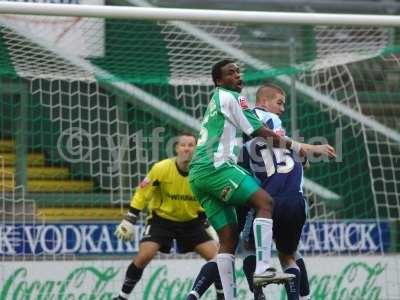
[300,143,336,159]
[253,126,336,159]
[253,126,306,156]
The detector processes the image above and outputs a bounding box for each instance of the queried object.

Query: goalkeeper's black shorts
[140,213,212,253]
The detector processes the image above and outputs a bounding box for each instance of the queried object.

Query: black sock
[296,257,310,297]
[186,261,219,300]
[121,262,144,295]
[213,267,224,299]
[243,255,265,299]
[253,286,266,300]
[242,255,256,292]
[284,267,300,300]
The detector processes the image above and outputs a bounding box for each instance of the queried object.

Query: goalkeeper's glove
[199,213,219,242]
[114,208,139,242]
[205,223,219,242]
[203,219,219,242]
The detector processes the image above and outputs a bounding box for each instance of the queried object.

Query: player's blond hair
[256,83,286,104]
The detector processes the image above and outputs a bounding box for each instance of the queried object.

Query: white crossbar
[0,2,399,26]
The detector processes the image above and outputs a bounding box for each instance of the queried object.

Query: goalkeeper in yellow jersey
[113,132,223,300]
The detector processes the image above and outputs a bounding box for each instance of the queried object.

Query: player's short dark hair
[174,132,197,151]
[211,59,235,87]
[179,132,197,140]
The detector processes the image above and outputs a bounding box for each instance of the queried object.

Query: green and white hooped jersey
[190,87,263,178]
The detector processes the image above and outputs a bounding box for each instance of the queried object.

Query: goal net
[0,2,399,299]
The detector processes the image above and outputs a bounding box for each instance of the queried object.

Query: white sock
[216,253,237,300]
[300,296,311,300]
[119,291,129,299]
[188,291,200,299]
[253,218,273,274]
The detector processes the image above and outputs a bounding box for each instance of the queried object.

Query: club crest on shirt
[220,186,232,201]
[239,96,249,109]
[139,177,150,188]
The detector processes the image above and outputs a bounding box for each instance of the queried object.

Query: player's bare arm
[253,126,336,159]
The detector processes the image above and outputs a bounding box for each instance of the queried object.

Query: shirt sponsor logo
[165,192,196,201]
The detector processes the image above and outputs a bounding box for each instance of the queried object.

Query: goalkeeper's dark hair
[211,59,235,87]
[179,131,196,140]
[173,132,197,149]
[173,132,197,155]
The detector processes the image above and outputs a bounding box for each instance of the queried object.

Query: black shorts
[140,214,212,254]
[239,194,306,255]
[272,194,306,255]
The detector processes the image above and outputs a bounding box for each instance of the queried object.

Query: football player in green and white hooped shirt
[188,59,336,300]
